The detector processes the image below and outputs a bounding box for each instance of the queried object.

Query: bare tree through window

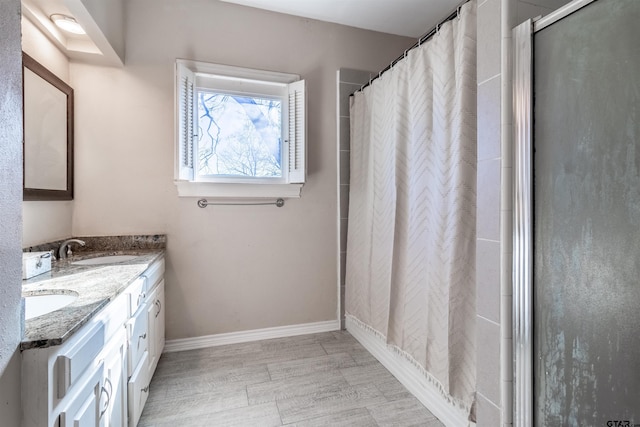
[197,92,282,178]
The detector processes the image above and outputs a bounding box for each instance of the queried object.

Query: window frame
[174,59,306,199]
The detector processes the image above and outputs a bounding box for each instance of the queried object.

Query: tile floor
[138,331,444,426]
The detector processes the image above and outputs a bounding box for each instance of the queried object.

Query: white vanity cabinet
[126,279,165,426]
[125,260,165,427]
[22,256,165,427]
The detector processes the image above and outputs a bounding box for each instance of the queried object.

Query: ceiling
[22,0,463,62]
[22,0,110,63]
[219,0,463,38]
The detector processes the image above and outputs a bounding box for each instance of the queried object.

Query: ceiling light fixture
[50,14,86,35]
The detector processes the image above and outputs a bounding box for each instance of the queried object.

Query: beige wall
[475,0,571,425]
[70,0,412,339]
[0,0,24,424]
[21,17,74,247]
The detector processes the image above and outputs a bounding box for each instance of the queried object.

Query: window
[175,60,306,198]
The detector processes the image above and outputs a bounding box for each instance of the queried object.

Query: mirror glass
[23,52,74,200]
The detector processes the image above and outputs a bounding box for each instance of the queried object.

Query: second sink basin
[25,292,78,320]
[72,255,140,265]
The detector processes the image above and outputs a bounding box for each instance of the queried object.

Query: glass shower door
[532,0,640,424]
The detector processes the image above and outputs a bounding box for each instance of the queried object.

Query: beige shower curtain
[345,0,477,415]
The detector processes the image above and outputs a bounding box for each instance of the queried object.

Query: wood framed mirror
[23,52,74,200]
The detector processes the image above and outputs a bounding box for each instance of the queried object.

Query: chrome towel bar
[197,198,285,208]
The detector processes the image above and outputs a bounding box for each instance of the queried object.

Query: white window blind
[288,79,306,184]
[176,61,195,181]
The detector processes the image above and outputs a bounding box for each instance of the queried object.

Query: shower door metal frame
[512,1,596,425]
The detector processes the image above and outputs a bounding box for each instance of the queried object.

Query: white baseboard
[346,317,472,427]
[164,320,340,353]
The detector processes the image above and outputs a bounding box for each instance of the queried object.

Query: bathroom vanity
[21,249,165,427]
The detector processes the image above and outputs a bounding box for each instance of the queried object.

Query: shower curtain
[345,0,477,415]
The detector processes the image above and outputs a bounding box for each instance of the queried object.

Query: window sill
[175,181,302,199]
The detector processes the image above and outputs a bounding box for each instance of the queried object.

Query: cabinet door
[126,308,148,378]
[100,334,127,427]
[146,280,165,376]
[127,352,149,427]
[155,282,165,364]
[59,364,103,427]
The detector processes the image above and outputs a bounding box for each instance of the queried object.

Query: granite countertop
[21,248,164,351]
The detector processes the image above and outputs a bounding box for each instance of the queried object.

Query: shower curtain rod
[351,0,470,96]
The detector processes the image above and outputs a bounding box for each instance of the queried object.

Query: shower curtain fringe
[352,0,471,95]
[346,314,473,414]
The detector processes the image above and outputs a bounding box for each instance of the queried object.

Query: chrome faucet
[58,239,86,259]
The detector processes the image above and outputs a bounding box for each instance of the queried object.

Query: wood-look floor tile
[153,353,244,379]
[258,335,324,352]
[144,331,444,426]
[340,362,413,400]
[368,397,444,427]
[165,377,250,402]
[373,376,415,401]
[276,383,387,424]
[317,334,378,366]
[247,371,348,405]
[340,361,394,385]
[319,339,366,355]
[139,402,282,427]
[146,375,168,403]
[348,348,380,366]
[268,352,357,381]
[241,343,328,367]
[138,384,248,425]
[155,364,270,393]
[159,341,263,362]
[283,408,378,427]
[313,331,358,344]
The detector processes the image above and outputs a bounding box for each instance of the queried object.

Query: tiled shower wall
[337,69,373,329]
[475,0,571,426]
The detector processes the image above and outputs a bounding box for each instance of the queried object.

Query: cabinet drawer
[127,277,147,316]
[143,258,165,291]
[127,352,150,427]
[127,309,148,376]
[94,291,128,343]
[58,359,103,427]
[56,322,105,399]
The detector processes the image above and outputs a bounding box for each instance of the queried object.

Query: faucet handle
[58,239,86,259]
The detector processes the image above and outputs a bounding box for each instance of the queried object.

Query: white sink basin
[72,255,140,265]
[25,293,78,320]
